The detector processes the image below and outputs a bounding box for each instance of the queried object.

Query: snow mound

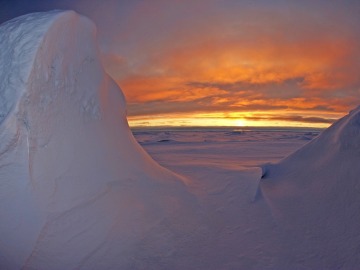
[0,11,200,270]
[260,106,360,268]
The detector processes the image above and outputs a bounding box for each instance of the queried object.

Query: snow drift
[0,11,201,270]
[260,106,360,268]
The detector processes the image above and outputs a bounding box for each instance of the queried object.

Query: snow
[0,11,200,270]
[0,11,60,125]
[133,127,319,171]
[134,127,323,269]
[260,106,360,269]
[1,10,359,270]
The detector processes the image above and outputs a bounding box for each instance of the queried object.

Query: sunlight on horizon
[127,111,340,128]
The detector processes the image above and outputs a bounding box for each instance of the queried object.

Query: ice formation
[0,11,200,270]
[260,106,360,268]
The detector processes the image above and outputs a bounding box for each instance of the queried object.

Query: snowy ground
[132,122,360,269]
[133,127,320,173]
[132,127,323,269]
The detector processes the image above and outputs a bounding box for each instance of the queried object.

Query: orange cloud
[100,1,360,127]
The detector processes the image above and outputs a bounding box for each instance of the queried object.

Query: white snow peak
[0,10,199,270]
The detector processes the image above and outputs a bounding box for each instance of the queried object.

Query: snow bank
[260,106,360,268]
[0,11,200,270]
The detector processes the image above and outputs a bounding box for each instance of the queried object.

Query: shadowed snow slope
[0,11,201,270]
[260,106,360,268]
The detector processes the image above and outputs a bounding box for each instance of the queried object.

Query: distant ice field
[132,127,322,173]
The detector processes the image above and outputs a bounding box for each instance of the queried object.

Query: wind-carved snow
[260,106,360,269]
[1,10,360,270]
[0,11,59,125]
[0,11,201,270]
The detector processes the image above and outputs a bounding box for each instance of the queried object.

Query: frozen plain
[135,123,360,269]
[133,127,320,172]
[133,127,322,269]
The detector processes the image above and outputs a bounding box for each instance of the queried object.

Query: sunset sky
[2,0,360,127]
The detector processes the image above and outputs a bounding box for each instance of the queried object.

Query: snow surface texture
[261,106,360,269]
[1,10,360,270]
[0,11,202,270]
[133,128,319,171]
